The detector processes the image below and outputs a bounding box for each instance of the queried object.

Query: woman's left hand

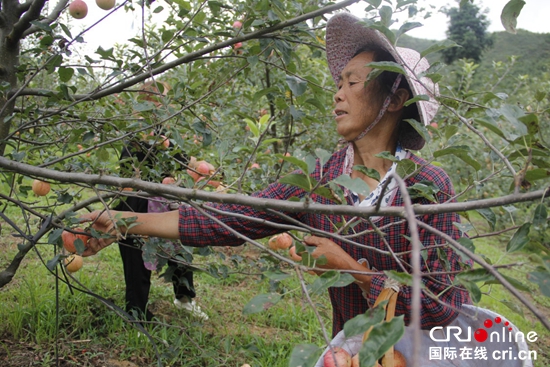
[303,235,354,271]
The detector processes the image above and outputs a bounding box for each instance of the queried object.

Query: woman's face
[333,51,383,141]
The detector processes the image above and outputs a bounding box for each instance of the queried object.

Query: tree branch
[8,0,47,45]
[1,155,547,219]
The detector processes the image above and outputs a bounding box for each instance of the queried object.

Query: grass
[1,210,550,366]
[471,234,550,367]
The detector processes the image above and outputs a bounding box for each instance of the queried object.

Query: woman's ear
[388,88,410,112]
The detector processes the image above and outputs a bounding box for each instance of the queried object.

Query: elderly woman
[82,13,470,337]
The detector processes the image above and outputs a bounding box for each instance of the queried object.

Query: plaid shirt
[178,147,470,336]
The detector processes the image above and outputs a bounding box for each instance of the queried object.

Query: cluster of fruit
[68,0,116,19]
[61,229,90,273]
[323,347,407,367]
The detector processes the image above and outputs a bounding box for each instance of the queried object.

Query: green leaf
[58,67,74,82]
[455,237,475,262]
[278,155,309,174]
[365,0,382,7]
[403,94,429,107]
[506,223,531,253]
[533,204,548,227]
[314,148,332,167]
[333,174,370,197]
[375,151,399,162]
[527,271,550,297]
[244,118,259,137]
[404,118,431,146]
[484,273,530,292]
[396,22,422,39]
[366,61,406,75]
[501,0,526,34]
[352,165,380,181]
[48,228,63,245]
[407,180,440,202]
[263,270,291,282]
[358,316,405,367]
[96,147,110,162]
[457,279,481,303]
[475,208,496,231]
[433,145,481,171]
[307,270,354,295]
[420,40,460,59]
[343,303,386,337]
[288,344,322,367]
[456,268,494,283]
[285,75,307,97]
[396,159,417,178]
[279,173,314,192]
[46,254,62,271]
[379,6,393,27]
[525,169,550,182]
[500,300,524,317]
[242,293,281,315]
[384,270,417,287]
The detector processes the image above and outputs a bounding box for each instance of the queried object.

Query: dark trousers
[119,240,196,321]
[116,197,195,320]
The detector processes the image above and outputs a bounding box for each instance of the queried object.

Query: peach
[68,0,88,19]
[323,347,351,367]
[32,180,51,196]
[62,229,90,254]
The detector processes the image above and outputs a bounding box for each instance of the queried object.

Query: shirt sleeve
[365,169,471,329]
[178,178,306,247]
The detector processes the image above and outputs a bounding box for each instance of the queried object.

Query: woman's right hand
[79,210,121,257]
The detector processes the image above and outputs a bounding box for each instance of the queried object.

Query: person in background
[115,81,209,321]
[83,13,470,337]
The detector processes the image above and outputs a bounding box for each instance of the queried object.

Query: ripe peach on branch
[62,229,91,254]
[32,180,51,196]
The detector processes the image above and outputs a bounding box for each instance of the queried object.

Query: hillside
[397,29,550,77]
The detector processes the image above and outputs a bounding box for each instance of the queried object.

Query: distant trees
[442,0,494,64]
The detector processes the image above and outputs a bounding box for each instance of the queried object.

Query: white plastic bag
[315,305,533,367]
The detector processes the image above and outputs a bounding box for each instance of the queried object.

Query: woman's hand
[79,210,121,257]
[304,235,373,293]
[303,235,355,271]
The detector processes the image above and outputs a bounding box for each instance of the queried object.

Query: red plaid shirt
[178,147,470,336]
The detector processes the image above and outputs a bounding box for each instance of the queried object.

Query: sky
[73,0,549,54]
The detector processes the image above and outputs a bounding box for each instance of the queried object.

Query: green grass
[472,235,550,367]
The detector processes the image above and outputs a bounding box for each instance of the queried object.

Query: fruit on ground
[64,254,83,273]
[62,229,90,253]
[323,347,351,367]
[162,177,176,185]
[32,180,51,196]
[68,0,88,19]
[96,0,115,10]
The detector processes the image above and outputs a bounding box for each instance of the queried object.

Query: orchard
[0,0,548,366]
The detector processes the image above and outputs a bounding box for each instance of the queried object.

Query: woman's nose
[334,87,344,103]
